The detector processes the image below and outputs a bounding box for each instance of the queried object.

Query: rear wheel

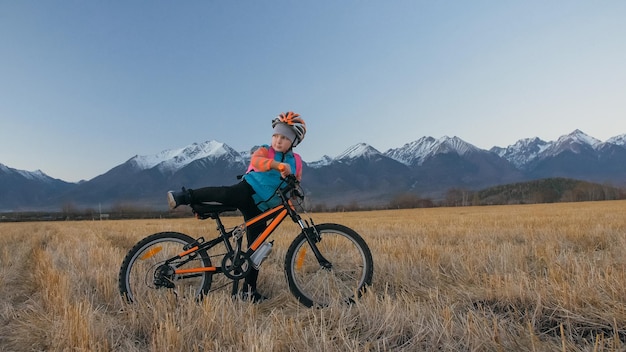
[118,232,213,303]
[284,223,373,307]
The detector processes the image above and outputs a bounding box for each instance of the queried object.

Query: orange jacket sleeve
[249,146,273,172]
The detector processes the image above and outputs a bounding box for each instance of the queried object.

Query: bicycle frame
[168,175,327,279]
[171,202,292,277]
[141,175,333,300]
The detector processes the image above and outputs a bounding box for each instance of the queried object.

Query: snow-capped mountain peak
[434,136,479,155]
[384,136,438,166]
[384,135,478,166]
[543,129,600,157]
[560,129,601,147]
[491,130,619,169]
[130,140,243,173]
[335,143,382,160]
[606,133,626,146]
[490,137,550,168]
[18,169,49,181]
[0,163,52,182]
[307,155,333,169]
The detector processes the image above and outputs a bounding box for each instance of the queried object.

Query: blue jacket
[243,146,298,211]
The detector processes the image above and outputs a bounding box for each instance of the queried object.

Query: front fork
[296,218,332,269]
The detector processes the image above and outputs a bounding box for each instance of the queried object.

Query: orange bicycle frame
[172,202,294,276]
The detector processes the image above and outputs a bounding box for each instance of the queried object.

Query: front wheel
[284,223,374,307]
[118,232,213,303]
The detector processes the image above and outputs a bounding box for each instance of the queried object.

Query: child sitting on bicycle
[167,111,306,303]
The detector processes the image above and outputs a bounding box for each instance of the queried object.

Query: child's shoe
[167,188,191,209]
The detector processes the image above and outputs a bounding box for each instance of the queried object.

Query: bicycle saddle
[191,202,238,219]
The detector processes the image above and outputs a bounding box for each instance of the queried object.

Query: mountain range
[2,130,625,211]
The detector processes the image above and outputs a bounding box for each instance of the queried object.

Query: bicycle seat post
[210,211,244,296]
[212,213,226,234]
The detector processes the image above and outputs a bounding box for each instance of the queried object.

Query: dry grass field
[1,200,625,351]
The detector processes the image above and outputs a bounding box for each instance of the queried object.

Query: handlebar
[279,174,304,200]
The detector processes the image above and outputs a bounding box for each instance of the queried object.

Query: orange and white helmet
[271,111,306,147]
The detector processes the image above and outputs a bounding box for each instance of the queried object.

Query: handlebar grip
[278,163,286,173]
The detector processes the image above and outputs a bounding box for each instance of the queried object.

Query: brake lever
[279,174,303,200]
[292,188,304,200]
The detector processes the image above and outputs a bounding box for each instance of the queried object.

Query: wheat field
[1,200,625,351]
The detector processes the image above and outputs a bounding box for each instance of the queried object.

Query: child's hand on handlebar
[277,163,292,178]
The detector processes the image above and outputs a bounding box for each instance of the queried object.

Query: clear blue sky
[1,1,625,182]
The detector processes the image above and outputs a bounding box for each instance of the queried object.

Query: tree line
[2,178,625,221]
[329,178,626,211]
[404,178,626,208]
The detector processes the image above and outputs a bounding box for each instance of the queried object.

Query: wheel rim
[124,237,210,303]
[289,230,369,306]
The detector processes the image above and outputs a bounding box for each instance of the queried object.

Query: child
[167,111,306,302]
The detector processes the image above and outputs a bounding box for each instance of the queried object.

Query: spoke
[287,226,371,307]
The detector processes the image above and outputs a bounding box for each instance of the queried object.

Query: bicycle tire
[284,223,374,307]
[118,232,213,303]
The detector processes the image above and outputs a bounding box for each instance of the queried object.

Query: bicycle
[118,174,374,308]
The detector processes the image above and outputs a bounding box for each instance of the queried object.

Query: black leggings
[190,180,264,291]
